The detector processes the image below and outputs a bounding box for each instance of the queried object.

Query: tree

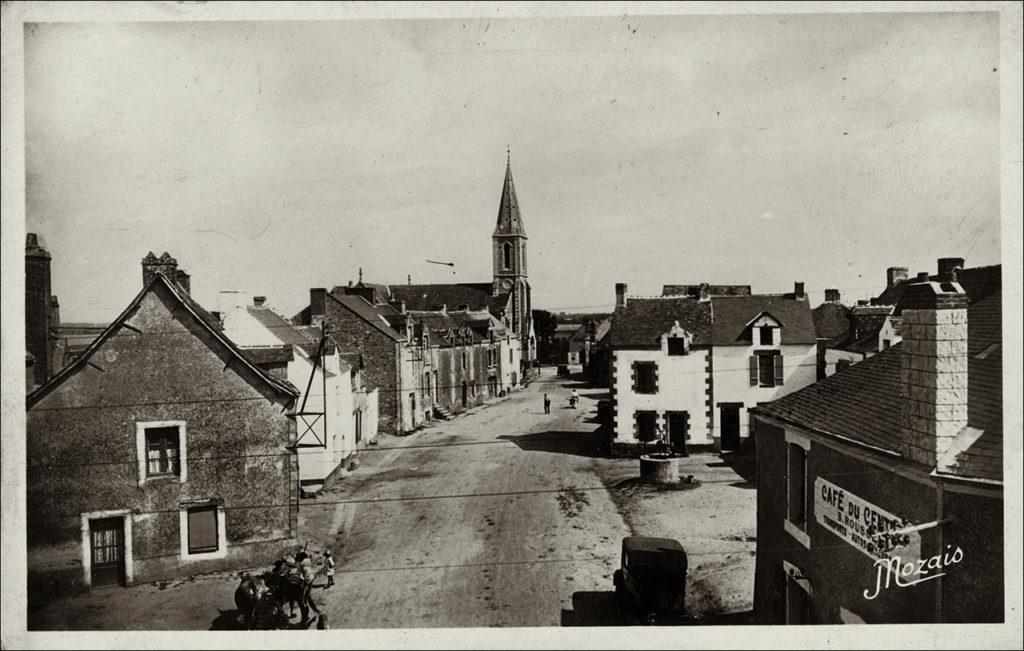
[531,309,559,364]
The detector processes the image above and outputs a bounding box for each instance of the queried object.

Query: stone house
[26,254,300,597]
[606,282,817,454]
[750,271,1003,623]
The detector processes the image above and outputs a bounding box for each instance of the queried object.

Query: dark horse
[263,571,320,626]
[234,572,271,629]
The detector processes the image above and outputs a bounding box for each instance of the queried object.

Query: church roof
[493,156,527,237]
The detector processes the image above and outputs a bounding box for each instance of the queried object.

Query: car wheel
[646,612,658,625]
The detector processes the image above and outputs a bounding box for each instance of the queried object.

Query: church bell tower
[492,150,531,351]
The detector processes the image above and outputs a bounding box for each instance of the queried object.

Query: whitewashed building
[606,282,818,453]
[220,292,362,493]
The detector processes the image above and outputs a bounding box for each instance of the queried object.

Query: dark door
[89,517,125,587]
[461,381,468,407]
[721,405,741,451]
[667,412,689,455]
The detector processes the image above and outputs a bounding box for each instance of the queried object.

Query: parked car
[613,536,688,624]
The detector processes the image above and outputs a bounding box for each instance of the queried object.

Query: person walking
[323,549,336,589]
[543,393,551,414]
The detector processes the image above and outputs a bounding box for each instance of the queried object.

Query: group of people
[543,389,578,414]
[272,547,336,589]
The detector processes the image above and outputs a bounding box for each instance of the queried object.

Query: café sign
[814,477,921,563]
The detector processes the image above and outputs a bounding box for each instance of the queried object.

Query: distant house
[821,303,902,377]
[552,323,583,365]
[26,254,300,596]
[751,271,1003,624]
[221,292,373,494]
[606,282,817,454]
[811,288,851,380]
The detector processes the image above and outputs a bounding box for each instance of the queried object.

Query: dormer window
[667,337,688,356]
[759,325,774,346]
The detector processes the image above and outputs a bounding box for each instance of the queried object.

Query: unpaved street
[301,371,630,628]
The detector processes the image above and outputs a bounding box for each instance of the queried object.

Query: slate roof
[241,345,295,365]
[755,289,1002,484]
[709,295,817,345]
[246,306,321,357]
[27,274,300,406]
[328,293,404,342]
[388,283,499,312]
[812,302,852,343]
[606,297,713,348]
[874,265,1001,309]
[662,284,752,298]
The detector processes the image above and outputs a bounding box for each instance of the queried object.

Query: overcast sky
[25,12,1000,322]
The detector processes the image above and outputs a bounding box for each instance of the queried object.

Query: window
[881,339,891,350]
[187,506,219,555]
[136,422,186,485]
[503,242,512,270]
[635,411,658,442]
[461,350,467,370]
[509,348,513,363]
[836,359,852,372]
[787,443,808,528]
[750,352,784,387]
[759,325,774,346]
[633,361,658,394]
[146,427,180,476]
[667,337,688,356]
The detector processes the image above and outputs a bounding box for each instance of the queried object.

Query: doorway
[461,381,468,407]
[89,517,125,587]
[666,411,689,455]
[720,404,742,452]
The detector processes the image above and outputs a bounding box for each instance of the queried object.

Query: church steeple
[493,149,527,237]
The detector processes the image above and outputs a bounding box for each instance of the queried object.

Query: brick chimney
[310,288,327,325]
[899,278,969,468]
[886,266,909,289]
[142,252,178,286]
[937,257,964,281]
[615,283,628,309]
[824,288,841,303]
[25,233,53,387]
[794,282,806,300]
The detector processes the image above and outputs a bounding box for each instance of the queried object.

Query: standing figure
[323,549,336,588]
[543,393,551,414]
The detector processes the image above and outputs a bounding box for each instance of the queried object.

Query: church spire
[493,150,526,237]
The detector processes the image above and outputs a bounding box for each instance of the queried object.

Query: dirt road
[301,370,630,628]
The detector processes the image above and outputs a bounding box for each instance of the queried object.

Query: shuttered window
[755,352,784,387]
[633,362,658,394]
[749,356,758,386]
[187,506,219,554]
[774,353,785,386]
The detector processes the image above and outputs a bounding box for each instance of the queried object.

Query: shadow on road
[209,608,243,630]
[705,452,757,489]
[560,591,621,626]
[499,429,608,458]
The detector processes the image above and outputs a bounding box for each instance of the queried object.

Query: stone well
[639,454,679,485]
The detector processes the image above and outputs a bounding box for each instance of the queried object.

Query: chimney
[408,274,412,286]
[856,299,869,306]
[886,267,909,289]
[916,271,930,282]
[899,278,969,468]
[937,257,964,282]
[794,282,806,300]
[25,233,53,387]
[824,288,841,303]
[174,269,191,294]
[615,283,628,309]
[253,296,267,307]
[310,288,327,325]
[400,301,407,314]
[142,251,178,286]
[698,283,711,302]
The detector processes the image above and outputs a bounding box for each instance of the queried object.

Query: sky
[25,12,1001,323]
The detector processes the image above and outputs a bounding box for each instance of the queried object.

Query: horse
[263,571,321,626]
[234,572,271,630]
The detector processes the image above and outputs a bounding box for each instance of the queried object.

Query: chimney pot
[615,283,628,309]
[886,266,909,289]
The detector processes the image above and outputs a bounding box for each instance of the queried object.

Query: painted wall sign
[814,477,921,564]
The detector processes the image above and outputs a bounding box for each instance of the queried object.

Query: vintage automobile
[612,536,688,624]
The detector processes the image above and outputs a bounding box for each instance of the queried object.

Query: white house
[219,292,358,493]
[607,282,818,454]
